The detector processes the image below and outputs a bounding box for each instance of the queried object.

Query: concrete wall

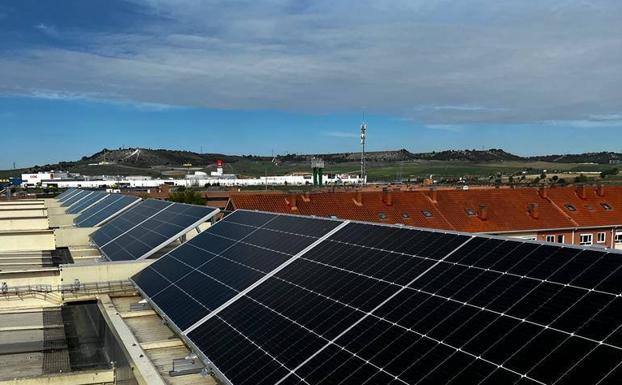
[54,227,97,247]
[0,217,48,231]
[60,260,153,285]
[48,213,76,228]
[47,206,67,216]
[0,268,60,287]
[0,208,47,219]
[43,198,61,208]
[0,231,55,252]
[0,203,45,210]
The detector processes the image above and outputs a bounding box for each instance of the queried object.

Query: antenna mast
[360,115,367,185]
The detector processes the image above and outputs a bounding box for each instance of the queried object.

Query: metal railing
[0,280,135,301]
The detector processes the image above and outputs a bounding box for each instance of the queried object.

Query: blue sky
[1,0,621,169]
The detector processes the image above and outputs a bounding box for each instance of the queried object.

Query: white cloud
[34,23,59,38]
[0,1,620,124]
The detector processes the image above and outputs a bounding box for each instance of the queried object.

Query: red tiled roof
[431,188,573,232]
[228,185,622,233]
[545,185,622,227]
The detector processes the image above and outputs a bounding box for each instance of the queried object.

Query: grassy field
[2,159,619,183]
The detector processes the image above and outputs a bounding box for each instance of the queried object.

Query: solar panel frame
[134,210,622,385]
[58,188,81,202]
[96,201,221,261]
[61,189,91,206]
[74,194,141,227]
[56,188,77,200]
[132,211,345,333]
[91,199,173,246]
[66,191,109,214]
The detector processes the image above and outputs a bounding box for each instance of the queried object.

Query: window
[565,204,577,212]
[601,202,613,211]
[616,231,622,244]
[401,212,410,219]
[545,235,555,243]
[421,210,433,218]
[579,234,593,246]
[597,232,606,243]
[557,234,565,243]
[465,208,476,216]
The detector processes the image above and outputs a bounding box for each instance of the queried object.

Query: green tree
[168,190,206,205]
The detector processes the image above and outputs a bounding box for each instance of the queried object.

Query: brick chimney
[302,191,311,202]
[429,188,438,203]
[353,190,363,206]
[287,193,298,211]
[478,204,488,221]
[538,186,548,199]
[577,185,587,200]
[597,185,605,197]
[382,188,393,206]
[528,203,540,219]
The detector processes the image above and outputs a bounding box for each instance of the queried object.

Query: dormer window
[421,210,433,218]
[401,212,410,219]
[378,212,386,220]
[601,202,613,211]
[465,208,476,216]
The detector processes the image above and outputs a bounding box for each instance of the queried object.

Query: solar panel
[66,191,108,214]
[91,199,171,246]
[74,194,141,227]
[132,211,343,332]
[58,188,81,202]
[94,200,220,261]
[133,211,622,385]
[56,189,77,200]
[61,190,92,207]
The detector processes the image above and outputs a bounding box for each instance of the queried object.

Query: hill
[3,147,621,181]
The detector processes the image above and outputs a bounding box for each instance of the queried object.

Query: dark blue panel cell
[76,195,140,227]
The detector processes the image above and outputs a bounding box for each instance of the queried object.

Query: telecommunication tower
[360,120,367,184]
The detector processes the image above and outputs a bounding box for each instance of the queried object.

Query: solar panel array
[133,210,622,385]
[66,191,109,214]
[56,188,77,201]
[92,199,219,261]
[60,189,92,207]
[75,194,141,227]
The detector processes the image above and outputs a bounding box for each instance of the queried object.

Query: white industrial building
[25,171,364,188]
